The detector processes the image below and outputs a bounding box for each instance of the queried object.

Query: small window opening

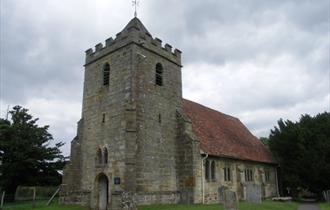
[97,148,102,165]
[103,63,110,86]
[103,147,108,164]
[158,114,162,123]
[265,170,270,182]
[155,63,163,86]
[102,113,106,123]
[205,160,210,180]
[210,161,216,180]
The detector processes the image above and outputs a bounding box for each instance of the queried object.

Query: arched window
[97,148,102,165]
[103,147,108,164]
[103,63,110,86]
[155,63,163,86]
[205,160,210,180]
[211,161,216,180]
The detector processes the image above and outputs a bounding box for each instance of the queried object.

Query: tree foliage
[259,137,270,148]
[269,112,330,195]
[0,106,65,200]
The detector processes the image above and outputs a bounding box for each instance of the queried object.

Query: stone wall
[202,157,278,204]
[61,18,184,209]
[133,44,182,195]
[61,36,137,209]
[176,111,203,204]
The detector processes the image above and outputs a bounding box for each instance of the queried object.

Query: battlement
[85,30,182,65]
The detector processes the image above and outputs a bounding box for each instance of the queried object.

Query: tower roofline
[84,18,182,66]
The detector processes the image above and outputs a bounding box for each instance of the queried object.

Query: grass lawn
[139,201,299,210]
[320,203,330,210]
[2,200,300,210]
[2,200,86,210]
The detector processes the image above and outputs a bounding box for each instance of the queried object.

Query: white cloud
[25,98,81,156]
[1,98,81,156]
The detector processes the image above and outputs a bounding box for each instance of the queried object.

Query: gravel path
[298,203,320,210]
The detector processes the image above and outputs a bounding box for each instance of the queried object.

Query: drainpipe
[201,153,208,204]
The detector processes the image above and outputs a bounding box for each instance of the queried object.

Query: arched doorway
[98,174,109,210]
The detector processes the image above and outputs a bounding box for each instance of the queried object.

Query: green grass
[320,203,330,210]
[139,203,221,210]
[239,201,299,210]
[2,200,87,210]
[139,201,299,210]
[2,200,300,210]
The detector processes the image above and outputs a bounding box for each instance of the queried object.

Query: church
[60,17,278,210]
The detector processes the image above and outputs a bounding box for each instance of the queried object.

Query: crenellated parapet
[84,19,182,66]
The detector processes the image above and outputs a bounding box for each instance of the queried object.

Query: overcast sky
[1,0,329,156]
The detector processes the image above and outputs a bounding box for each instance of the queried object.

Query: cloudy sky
[1,0,329,156]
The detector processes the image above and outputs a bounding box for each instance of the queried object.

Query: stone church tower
[61,17,190,210]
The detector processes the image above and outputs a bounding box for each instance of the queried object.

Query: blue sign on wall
[114,177,121,185]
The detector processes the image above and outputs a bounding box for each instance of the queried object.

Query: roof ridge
[183,98,239,121]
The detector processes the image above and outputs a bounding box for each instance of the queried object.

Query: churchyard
[1,187,329,210]
[4,200,330,210]
[2,201,329,210]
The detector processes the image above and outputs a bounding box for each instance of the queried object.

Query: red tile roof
[183,99,276,164]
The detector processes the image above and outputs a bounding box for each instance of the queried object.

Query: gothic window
[97,148,102,165]
[224,167,231,181]
[245,168,254,182]
[103,147,108,164]
[205,160,210,180]
[155,63,163,86]
[103,63,110,86]
[210,161,216,180]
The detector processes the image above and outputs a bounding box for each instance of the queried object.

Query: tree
[269,112,330,196]
[0,106,65,200]
[259,137,269,148]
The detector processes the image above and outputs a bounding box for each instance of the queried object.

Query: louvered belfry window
[155,63,163,86]
[103,63,110,86]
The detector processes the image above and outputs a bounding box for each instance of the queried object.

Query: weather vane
[132,0,139,18]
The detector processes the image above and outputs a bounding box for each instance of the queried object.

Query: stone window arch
[97,148,103,165]
[103,147,108,164]
[155,63,163,86]
[103,63,110,86]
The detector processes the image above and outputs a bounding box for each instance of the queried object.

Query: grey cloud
[146,0,328,67]
[1,0,328,154]
[1,4,84,103]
